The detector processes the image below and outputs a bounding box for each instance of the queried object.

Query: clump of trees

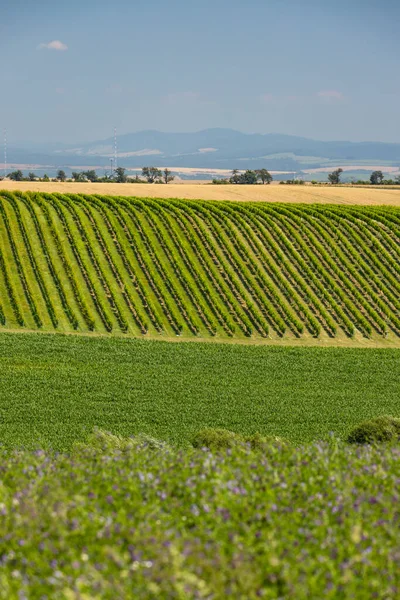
[7,170,24,181]
[213,169,273,185]
[141,167,175,184]
[230,169,273,184]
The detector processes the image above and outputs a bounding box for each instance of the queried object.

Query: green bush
[347,415,400,444]
[73,428,169,453]
[245,431,288,450]
[192,428,287,451]
[192,428,241,449]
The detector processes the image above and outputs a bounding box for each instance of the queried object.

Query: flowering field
[0,437,399,598]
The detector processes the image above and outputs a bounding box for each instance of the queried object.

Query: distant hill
[7,128,400,172]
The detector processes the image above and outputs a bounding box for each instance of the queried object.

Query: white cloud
[317,90,343,100]
[38,40,68,51]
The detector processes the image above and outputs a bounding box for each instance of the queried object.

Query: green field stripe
[210,203,292,336]
[204,203,286,336]
[278,206,387,336]
[0,202,34,328]
[175,202,261,337]
[233,204,322,336]
[0,197,42,328]
[218,202,309,336]
[369,207,400,231]
[163,200,254,336]
[244,204,334,335]
[299,206,400,335]
[252,206,346,335]
[323,207,400,309]
[149,199,236,336]
[136,200,219,335]
[268,205,372,336]
[187,201,270,337]
[29,194,96,331]
[305,206,400,312]
[192,201,274,337]
[114,197,188,334]
[344,207,400,278]
[0,236,25,327]
[57,194,129,333]
[3,192,59,329]
[46,193,114,332]
[74,195,148,334]
[17,193,80,331]
[99,195,183,335]
[190,203,272,337]
[87,195,165,334]
[42,193,110,332]
[173,202,253,336]
[333,207,400,293]
[259,206,356,336]
[120,198,200,334]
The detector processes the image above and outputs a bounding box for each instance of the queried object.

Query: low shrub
[192,427,241,449]
[73,428,169,453]
[192,428,287,451]
[347,415,400,444]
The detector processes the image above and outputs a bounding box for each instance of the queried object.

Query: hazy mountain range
[7,129,400,173]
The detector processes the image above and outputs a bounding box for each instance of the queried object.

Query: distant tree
[8,170,24,181]
[57,169,67,182]
[395,174,400,184]
[256,169,273,184]
[328,168,343,184]
[370,170,384,185]
[83,170,98,182]
[42,174,50,182]
[230,169,241,184]
[115,167,128,183]
[163,168,175,184]
[240,170,258,184]
[71,171,85,182]
[28,172,36,181]
[142,166,162,183]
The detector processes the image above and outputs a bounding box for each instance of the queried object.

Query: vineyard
[0,190,399,342]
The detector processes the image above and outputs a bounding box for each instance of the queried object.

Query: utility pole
[3,128,7,179]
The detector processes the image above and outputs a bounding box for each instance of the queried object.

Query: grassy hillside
[0,191,399,343]
[1,332,399,450]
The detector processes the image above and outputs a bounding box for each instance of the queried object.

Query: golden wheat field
[1,180,400,205]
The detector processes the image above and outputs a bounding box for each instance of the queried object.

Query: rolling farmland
[0,191,400,344]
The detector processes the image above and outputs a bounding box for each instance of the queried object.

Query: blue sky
[1,0,400,144]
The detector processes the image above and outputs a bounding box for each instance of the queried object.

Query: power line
[114,127,118,172]
[3,128,7,179]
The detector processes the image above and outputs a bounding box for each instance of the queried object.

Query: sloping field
[2,180,400,205]
[0,191,400,344]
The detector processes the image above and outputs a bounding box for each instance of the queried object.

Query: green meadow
[0,332,399,450]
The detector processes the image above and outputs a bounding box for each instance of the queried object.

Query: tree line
[213,169,273,185]
[2,167,176,184]
[327,168,400,185]
[2,166,399,185]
